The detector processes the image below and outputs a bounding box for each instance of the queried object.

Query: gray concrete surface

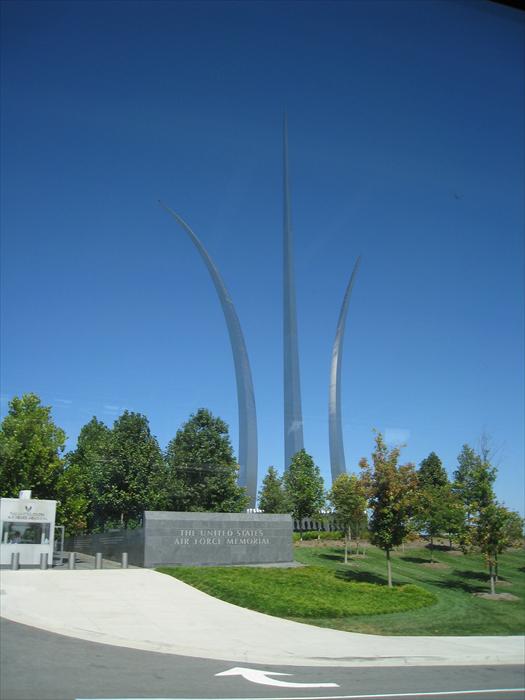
[143,511,294,567]
[1,568,523,669]
[2,618,524,700]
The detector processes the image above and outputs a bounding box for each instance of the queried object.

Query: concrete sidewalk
[1,568,523,668]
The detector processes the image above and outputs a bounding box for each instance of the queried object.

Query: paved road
[1,619,524,700]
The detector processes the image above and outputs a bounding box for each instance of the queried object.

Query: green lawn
[293,543,525,635]
[157,564,435,618]
[157,543,525,636]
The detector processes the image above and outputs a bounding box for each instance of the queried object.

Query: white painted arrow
[215,667,340,688]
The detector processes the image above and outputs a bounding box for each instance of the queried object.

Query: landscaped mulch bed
[473,592,520,601]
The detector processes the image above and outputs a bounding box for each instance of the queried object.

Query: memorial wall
[66,511,293,567]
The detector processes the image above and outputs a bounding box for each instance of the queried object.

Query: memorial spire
[283,114,304,469]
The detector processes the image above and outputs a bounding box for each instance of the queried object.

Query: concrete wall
[66,512,294,567]
[143,511,293,567]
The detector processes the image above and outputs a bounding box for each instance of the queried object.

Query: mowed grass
[158,543,525,636]
[294,543,525,635]
[157,564,435,619]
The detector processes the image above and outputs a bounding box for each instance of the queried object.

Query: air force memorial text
[174,529,271,546]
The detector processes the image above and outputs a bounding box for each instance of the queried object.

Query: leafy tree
[0,394,65,499]
[475,445,497,512]
[415,483,464,562]
[415,453,458,562]
[98,411,167,528]
[452,444,478,517]
[359,432,417,587]
[166,408,249,512]
[443,496,469,551]
[501,509,525,545]
[55,456,90,535]
[328,473,367,563]
[282,449,325,539]
[453,444,496,521]
[456,441,522,591]
[418,452,448,488]
[65,417,112,532]
[494,510,525,581]
[475,503,524,594]
[258,466,288,513]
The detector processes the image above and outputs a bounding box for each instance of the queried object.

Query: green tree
[457,442,522,591]
[415,483,462,562]
[453,444,496,521]
[98,411,167,528]
[282,449,325,539]
[55,456,90,535]
[65,417,112,532]
[258,466,288,513]
[359,432,417,587]
[475,503,524,594]
[474,442,498,512]
[494,509,525,581]
[452,444,478,518]
[415,453,458,562]
[418,452,448,488]
[0,394,66,499]
[443,495,468,551]
[328,473,367,563]
[166,408,249,512]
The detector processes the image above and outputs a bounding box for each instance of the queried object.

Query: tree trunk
[495,553,499,583]
[430,536,434,563]
[448,537,452,550]
[344,533,348,564]
[386,549,392,588]
[489,562,496,595]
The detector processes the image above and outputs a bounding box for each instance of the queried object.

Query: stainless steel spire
[329,257,361,480]
[160,202,258,507]
[283,115,304,469]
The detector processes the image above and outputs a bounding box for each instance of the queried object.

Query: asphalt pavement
[1,564,524,700]
[1,619,524,700]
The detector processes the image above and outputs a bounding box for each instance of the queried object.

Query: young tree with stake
[328,473,367,563]
[360,432,417,587]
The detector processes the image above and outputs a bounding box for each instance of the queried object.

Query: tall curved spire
[329,256,361,480]
[283,113,304,469]
[160,202,258,507]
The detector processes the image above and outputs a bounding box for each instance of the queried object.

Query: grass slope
[158,544,524,636]
[157,564,435,618]
[294,544,525,635]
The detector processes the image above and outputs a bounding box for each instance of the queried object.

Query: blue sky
[1,1,523,515]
